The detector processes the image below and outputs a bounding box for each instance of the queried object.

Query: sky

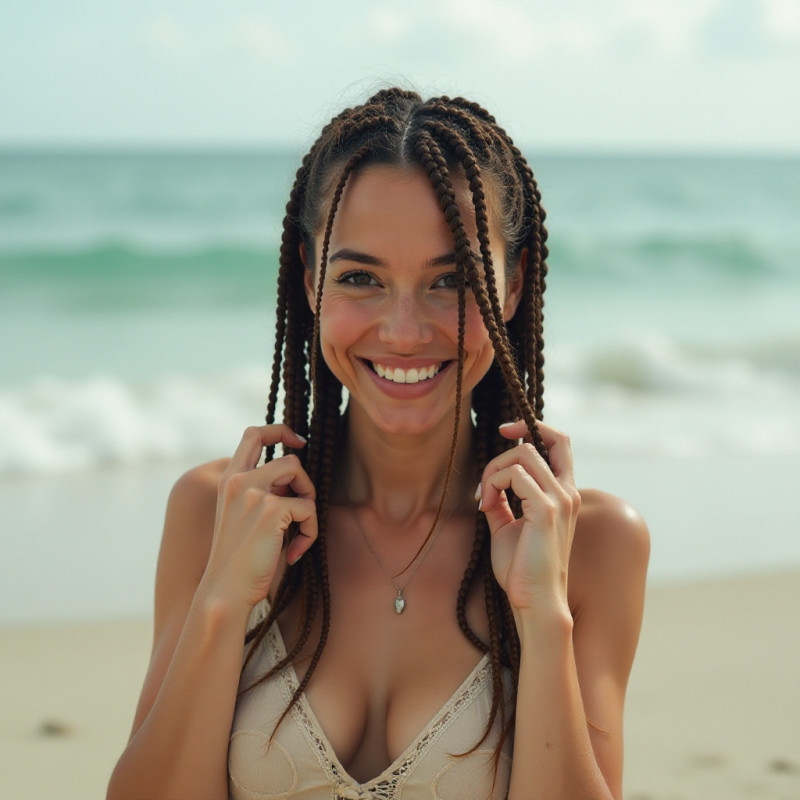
[2,0,799,152]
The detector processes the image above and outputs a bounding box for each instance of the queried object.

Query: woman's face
[304,165,523,437]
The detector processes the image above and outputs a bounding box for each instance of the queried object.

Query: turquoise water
[1,150,799,472]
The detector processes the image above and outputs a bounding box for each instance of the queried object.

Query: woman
[108,89,649,800]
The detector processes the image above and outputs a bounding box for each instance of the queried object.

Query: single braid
[474,119,549,420]
[421,120,508,340]
[480,566,508,750]
[288,377,339,705]
[265,156,312,461]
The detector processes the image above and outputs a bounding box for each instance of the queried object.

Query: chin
[361,403,460,439]
[373,417,442,437]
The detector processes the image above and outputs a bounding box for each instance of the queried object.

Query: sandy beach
[624,569,800,800]
[1,449,799,799]
[0,568,797,800]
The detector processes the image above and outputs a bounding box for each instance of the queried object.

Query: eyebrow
[328,248,471,268]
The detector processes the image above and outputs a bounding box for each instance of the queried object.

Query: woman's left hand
[477,420,581,614]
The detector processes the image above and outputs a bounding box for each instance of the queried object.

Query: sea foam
[2,333,798,476]
[0,369,268,475]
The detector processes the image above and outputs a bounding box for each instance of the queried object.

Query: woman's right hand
[199,424,317,614]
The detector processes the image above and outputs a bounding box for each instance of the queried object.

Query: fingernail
[499,421,517,429]
[295,434,307,444]
[474,483,482,502]
[478,497,483,512]
[290,552,303,566]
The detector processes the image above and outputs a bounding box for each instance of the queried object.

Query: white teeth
[371,362,443,384]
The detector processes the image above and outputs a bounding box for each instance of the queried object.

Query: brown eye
[433,272,468,290]
[334,270,379,287]
[433,272,458,289]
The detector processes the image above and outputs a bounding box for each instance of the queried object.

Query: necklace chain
[343,487,457,615]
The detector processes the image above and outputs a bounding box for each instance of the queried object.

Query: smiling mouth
[367,361,450,384]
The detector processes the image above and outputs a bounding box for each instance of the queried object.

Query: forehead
[325,164,499,254]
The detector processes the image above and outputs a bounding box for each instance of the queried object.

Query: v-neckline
[266,613,491,789]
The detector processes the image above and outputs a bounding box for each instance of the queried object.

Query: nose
[377,293,434,349]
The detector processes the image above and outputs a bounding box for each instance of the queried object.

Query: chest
[230,620,512,799]
[274,521,492,782]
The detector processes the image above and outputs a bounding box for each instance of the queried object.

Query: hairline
[304,160,511,275]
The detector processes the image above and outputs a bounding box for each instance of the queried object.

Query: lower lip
[360,360,454,398]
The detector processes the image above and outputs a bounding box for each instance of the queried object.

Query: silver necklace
[345,491,457,615]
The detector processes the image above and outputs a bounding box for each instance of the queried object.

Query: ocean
[1,150,799,623]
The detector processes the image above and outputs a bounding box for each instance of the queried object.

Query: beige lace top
[228,600,514,800]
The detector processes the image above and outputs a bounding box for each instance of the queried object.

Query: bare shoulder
[568,488,650,614]
[126,457,231,739]
[169,457,230,507]
[153,458,231,627]
[164,457,230,549]
[573,488,650,560]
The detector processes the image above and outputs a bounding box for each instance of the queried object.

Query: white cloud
[765,0,800,40]
[138,15,291,62]
[441,0,572,63]
[140,15,189,56]
[438,0,722,64]
[618,0,722,57]
[368,9,412,43]
[230,19,290,59]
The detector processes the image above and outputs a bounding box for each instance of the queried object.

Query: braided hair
[242,87,550,773]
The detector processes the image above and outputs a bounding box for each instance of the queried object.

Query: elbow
[105,759,127,800]
[106,761,228,800]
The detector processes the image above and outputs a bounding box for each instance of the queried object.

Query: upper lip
[361,357,451,369]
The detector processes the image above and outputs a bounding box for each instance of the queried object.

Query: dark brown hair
[242,87,550,772]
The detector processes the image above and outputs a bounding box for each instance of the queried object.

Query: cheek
[463,303,493,352]
[318,296,367,336]
[460,303,497,387]
[315,298,371,372]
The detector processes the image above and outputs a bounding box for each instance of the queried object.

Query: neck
[336,401,476,525]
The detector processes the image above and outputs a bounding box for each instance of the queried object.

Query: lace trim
[264,624,492,800]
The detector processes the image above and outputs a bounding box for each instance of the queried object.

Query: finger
[498,419,529,442]
[530,422,576,484]
[479,464,545,535]
[233,454,317,500]
[480,443,557,498]
[497,421,576,484]
[262,455,316,500]
[221,455,317,506]
[281,498,318,564]
[228,425,307,474]
[481,462,546,515]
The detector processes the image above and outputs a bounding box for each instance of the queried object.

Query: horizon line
[2,142,799,159]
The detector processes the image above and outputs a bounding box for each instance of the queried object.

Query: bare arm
[478,422,649,800]
[509,492,649,800]
[107,426,315,800]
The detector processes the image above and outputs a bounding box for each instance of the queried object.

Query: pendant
[394,592,406,614]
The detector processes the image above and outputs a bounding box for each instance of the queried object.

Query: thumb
[498,420,529,442]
